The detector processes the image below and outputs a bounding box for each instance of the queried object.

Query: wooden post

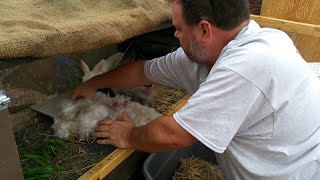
[0,78,24,180]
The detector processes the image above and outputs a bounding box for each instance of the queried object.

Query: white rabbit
[52,92,162,139]
[81,53,153,105]
[52,53,161,139]
[81,52,124,82]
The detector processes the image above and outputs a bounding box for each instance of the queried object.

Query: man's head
[170,0,250,65]
[170,0,250,30]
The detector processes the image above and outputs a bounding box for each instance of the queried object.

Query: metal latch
[0,90,11,111]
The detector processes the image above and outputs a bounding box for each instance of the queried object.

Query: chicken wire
[14,114,118,180]
[0,43,186,179]
[11,84,188,180]
[0,55,187,179]
[308,62,320,78]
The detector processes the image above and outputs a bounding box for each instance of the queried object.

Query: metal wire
[14,114,117,180]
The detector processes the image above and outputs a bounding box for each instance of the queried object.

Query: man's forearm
[86,60,153,90]
[128,115,198,152]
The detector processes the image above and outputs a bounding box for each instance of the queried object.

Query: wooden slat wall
[261,0,320,23]
[261,0,320,62]
[249,0,263,15]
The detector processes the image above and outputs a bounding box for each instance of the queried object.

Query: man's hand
[92,112,135,148]
[72,82,97,100]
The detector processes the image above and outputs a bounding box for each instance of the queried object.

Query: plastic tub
[143,142,217,180]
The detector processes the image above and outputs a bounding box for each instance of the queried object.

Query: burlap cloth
[0,0,172,58]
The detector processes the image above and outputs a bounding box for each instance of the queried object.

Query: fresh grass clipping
[19,139,75,180]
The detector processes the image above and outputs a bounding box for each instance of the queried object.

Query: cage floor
[14,85,189,180]
[14,114,117,180]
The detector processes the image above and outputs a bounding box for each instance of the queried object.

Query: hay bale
[173,156,224,180]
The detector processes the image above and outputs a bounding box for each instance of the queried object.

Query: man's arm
[92,112,198,152]
[72,60,153,100]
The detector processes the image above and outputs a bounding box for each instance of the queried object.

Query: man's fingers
[122,112,134,124]
[98,119,114,125]
[71,90,79,100]
[71,84,97,100]
[122,112,130,121]
[94,124,110,133]
[92,131,109,138]
[97,138,112,145]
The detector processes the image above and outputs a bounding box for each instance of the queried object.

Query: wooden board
[248,0,263,15]
[261,0,320,24]
[250,15,320,37]
[261,0,320,62]
[0,79,24,180]
[30,91,72,119]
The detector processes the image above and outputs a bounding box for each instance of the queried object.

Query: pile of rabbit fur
[52,53,162,139]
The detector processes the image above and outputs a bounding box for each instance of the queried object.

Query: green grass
[20,140,75,180]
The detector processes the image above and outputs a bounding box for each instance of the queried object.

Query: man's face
[171,1,211,64]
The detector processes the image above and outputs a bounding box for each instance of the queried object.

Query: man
[72,0,320,179]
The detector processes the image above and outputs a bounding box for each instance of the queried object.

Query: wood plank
[0,79,24,180]
[261,0,320,62]
[78,149,135,180]
[261,0,320,24]
[250,15,320,38]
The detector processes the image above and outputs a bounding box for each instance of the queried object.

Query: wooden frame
[250,15,320,37]
[0,79,24,180]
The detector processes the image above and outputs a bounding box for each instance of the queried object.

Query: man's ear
[197,20,212,43]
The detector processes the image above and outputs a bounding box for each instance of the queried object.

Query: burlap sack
[0,0,172,58]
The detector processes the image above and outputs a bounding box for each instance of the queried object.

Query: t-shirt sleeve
[173,66,271,153]
[144,47,187,90]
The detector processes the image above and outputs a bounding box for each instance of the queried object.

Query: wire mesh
[12,83,188,179]
[308,62,320,78]
[14,114,118,180]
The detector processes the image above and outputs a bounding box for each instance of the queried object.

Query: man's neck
[208,20,250,67]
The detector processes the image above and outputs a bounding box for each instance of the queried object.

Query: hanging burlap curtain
[0,0,172,58]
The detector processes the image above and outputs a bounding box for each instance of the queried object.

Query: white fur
[81,53,153,105]
[52,92,161,139]
[53,54,160,139]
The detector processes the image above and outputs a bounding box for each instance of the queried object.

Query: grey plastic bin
[143,142,217,180]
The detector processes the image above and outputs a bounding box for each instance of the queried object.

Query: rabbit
[52,92,111,139]
[81,53,153,105]
[81,52,124,83]
[52,53,161,139]
[52,92,162,139]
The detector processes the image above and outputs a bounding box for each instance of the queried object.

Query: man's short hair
[169,0,250,30]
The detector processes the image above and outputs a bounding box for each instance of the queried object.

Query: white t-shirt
[144,20,320,179]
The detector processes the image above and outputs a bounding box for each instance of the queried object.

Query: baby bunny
[52,92,162,139]
[52,92,112,139]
